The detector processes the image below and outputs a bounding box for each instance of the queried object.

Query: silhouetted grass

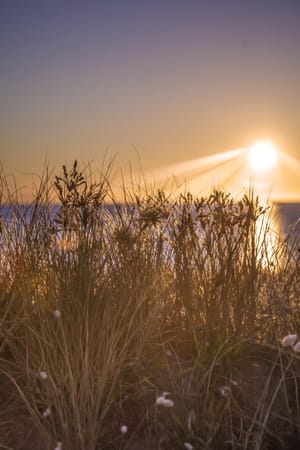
[0,161,300,449]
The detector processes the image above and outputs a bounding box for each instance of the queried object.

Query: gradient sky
[1,0,300,198]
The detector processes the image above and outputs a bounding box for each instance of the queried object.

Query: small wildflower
[184,443,194,450]
[293,342,300,353]
[53,310,61,319]
[166,350,172,357]
[54,443,62,450]
[42,407,51,417]
[281,334,297,347]
[120,425,128,434]
[39,371,48,380]
[218,385,230,397]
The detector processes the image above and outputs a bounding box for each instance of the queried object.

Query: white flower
[156,396,174,408]
[120,425,128,434]
[281,334,298,347]
[53,310,61,319]
[39,371,48,380]
[42,407,51,417]
[293,342,300,353]
[166,350,172,357]
[54,443,62,450]
[184,443,194,450]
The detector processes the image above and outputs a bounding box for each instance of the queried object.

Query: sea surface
[273,203,300,236]
[1,203,300,237]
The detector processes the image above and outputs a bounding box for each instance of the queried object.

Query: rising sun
[248,140,278,171]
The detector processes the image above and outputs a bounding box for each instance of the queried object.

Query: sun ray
[142,141,300,202]
[154,148,244,181]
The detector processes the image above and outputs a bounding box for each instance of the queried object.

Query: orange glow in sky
[149,143,300,202]
[1,1,300,201]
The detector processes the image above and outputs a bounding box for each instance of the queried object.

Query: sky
[1,0,300,200]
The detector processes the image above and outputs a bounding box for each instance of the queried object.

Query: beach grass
[0,162,300,449]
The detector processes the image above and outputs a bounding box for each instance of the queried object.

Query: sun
[248,141,278,171]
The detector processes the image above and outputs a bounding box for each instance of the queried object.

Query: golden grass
[0,161,300,449]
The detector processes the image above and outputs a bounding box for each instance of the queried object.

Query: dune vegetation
[0,161,300,450]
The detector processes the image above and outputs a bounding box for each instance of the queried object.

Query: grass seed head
[39,371,48,380]
[53,310,61,319]
[281,334,298,347]
[293,342,300,353]
[42,407,51,417]
[156,396,174,407]
[120,425,128,434]
[218,385,231,397]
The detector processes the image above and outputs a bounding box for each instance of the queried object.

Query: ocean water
[273,203,300,236]
[1,202,300,237]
